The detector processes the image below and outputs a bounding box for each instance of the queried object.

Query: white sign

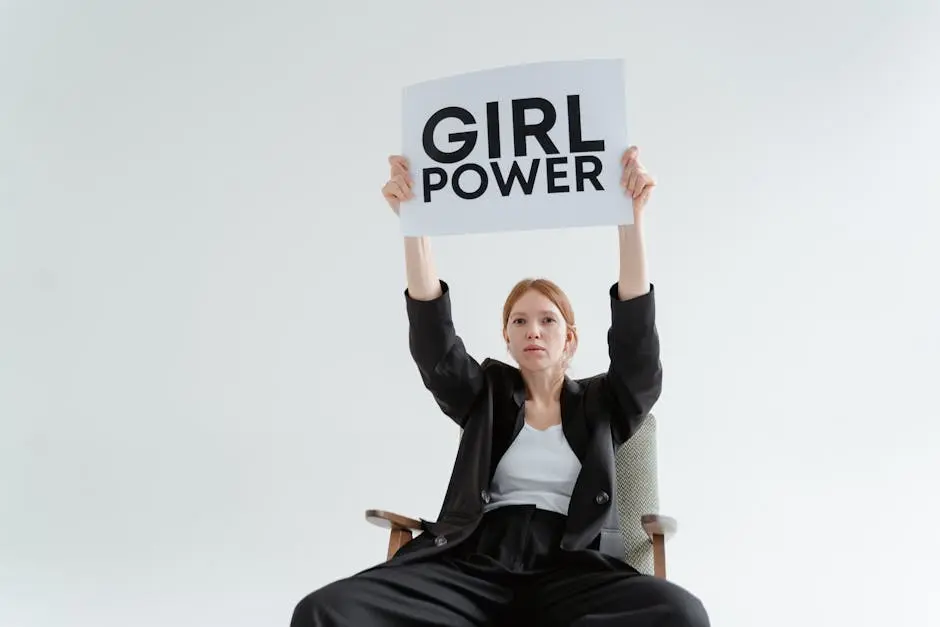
[399,59,631,237]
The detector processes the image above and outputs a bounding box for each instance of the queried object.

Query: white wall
[2,1,938,625]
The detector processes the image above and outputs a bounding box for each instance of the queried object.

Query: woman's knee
[672,595,709,627]
[650,578,710,627]
[290,579,356,627]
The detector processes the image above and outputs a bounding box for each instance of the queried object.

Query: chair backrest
[614,412,659,575]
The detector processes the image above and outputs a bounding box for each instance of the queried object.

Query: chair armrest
[365,509,423,531]
[641,514,677,541]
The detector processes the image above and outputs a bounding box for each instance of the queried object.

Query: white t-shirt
[484,422,582,515]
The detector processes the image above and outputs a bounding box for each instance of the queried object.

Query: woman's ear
[566,327,579,358]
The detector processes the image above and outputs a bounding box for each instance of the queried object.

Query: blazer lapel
[499,369,588,464]
[560,376,589,462]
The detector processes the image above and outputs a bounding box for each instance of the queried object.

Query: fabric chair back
[614,412,659,575]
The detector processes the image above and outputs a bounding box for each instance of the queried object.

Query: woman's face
[504,289,572,372]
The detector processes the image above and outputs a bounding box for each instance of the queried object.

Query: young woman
[290,147,710,627]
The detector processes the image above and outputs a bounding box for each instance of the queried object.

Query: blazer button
[595,491,610,505]
[481,489,491,504]
[434,536,447,547]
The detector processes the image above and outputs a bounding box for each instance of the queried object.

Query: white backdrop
[2,1,938,626]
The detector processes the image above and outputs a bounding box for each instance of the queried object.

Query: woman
[290,147,709,627]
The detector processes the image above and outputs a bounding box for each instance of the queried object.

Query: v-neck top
[483,421,583,516]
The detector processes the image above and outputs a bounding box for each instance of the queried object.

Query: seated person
[290,147,709,627]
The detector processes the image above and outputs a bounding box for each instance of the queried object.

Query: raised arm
[403,236,442,301]
[617,147,652,301]
[383,156,484,427]
[605,147,663,445]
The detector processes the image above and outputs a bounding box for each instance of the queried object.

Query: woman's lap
[290,553,709,627]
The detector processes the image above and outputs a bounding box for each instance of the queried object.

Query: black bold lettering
[423,167,447,202]
[511,98,559,157]
[422,106,477,164]
[452,163,488,199]
[490,159,540,196]
[486,101,501,159]
[567,95,605,153]
[574,155,603,191]
[545,157,569,193]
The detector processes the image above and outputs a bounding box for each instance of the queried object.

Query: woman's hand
[620,146,656,220]
[382,155,414,216]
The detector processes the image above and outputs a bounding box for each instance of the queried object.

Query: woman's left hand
[620,146,656,218]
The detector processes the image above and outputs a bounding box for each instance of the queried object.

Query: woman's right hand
[382,155,414,216]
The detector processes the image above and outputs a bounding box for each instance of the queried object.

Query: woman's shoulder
[479,357,518,377]
[479,358,525,393]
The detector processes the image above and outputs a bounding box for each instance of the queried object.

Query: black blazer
[390,279,662,564]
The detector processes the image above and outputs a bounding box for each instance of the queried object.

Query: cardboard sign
[399,59,631,236]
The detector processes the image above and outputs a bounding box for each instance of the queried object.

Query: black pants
[291,505,709,627]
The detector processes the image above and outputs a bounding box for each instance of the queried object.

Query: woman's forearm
[617,218,650,301]
[404,236,442,301]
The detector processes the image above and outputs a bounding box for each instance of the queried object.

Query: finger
[389,154,410,174]
[627,167,643,197]
[383,179,407,200]
[397,166,414,187]
[392,173,413,198]
[635,184,653,208]
[620,147,635,165]
[620,145,639,166]
[620,161,637,190]
[393,173,411,188]
[634,172,656,199]
[638,175,656,202]
[641,171,655,197]
[388,157,409,184]
[385,174,411,194]
[391,159,409,177]
[395,177,416,201]
[383,176,409,195]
